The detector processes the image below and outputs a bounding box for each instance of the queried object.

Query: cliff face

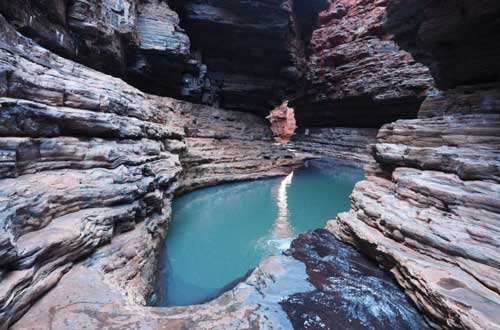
[0,0,300,115]
[290,0,434,127]
[0,15,305,328]
[385,0,500,89]
[290,127,378,163]
[0,0,202,99]
[329,1,500,329]
[168,0,297,115]
[1,0,499,329]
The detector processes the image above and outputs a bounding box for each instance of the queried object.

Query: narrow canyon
[0,0,498,329]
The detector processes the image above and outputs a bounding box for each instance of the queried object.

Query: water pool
[154,159,364,306]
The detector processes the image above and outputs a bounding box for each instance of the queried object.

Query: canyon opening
[0,1,499,330]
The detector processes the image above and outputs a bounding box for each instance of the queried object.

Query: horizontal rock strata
[290,127,378,163]
[324,2,500,329]
[0,0,207,103]
[169,0,296,115]
[0,0,307,115]
[0,15,305,329]
[172,102,308,194]
[330,85,500,329]
[290,0,434,127]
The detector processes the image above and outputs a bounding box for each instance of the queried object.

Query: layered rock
[12,230,429,330]
[290,0,434,127]
[172,101,307,194]
[0,0,206,101]
[290,127,378,163]
[330,108,500,328]
[168,0,297,115]
[328,4,500,326]
[0,15,305,329]
[385,0,500,89]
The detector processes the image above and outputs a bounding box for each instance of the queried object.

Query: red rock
[267,102,298,144]
[290,0,434,127]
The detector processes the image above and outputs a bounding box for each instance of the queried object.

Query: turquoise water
[154,159,364,306]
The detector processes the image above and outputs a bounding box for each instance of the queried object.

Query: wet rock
[11,231,431,330]
[328,3,500,329]
[331,86,500,329]
[282,229,430,330]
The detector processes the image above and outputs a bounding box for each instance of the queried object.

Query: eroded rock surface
[290,127,378,163]
[169,0,296,115]
[12,230,429,330]
[290,0,434,127]
[315,2,500,329]
[268,102,298,144]
[386,0,500,89]
[0,15,305,328]
[330,81,500,330]
[282,230,430,330]
[0,0,206,104]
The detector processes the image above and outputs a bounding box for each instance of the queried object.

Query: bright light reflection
[272,171,294,239]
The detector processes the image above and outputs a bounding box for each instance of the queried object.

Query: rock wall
[290,0,434,127]
[0,0,209,100]
[168,0,297,115]
[171,101,306,194]
[329,1,500,329]
[0,0,307,116]
[385,0,500,89]
[290,127,378,163]
[0,15,305,328]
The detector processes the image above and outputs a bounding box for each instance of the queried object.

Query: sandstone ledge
[329,85,500,330]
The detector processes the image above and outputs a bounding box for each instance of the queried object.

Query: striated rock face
[0,14,183,326]
[171,101,307,194]
[290,127,378,163]
[0,15,305,328]
[290,0,434,127]
[329,11,500,327]
[386,0,500,89]
[12,230,429,330]
[323,3,500,329]
[0,0,207,104]
[168,0,296,115]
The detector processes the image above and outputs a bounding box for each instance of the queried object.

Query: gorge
[0,1,499,330]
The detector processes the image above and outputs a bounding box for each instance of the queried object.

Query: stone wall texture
[0,15,305,328]
[329,1,500,329]
[290,0,434,127]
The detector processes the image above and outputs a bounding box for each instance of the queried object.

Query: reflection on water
[257,172,295,254]
[155,159,364,307]
[273,172,294,238]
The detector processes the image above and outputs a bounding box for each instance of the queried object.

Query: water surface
[155,159,364,306]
